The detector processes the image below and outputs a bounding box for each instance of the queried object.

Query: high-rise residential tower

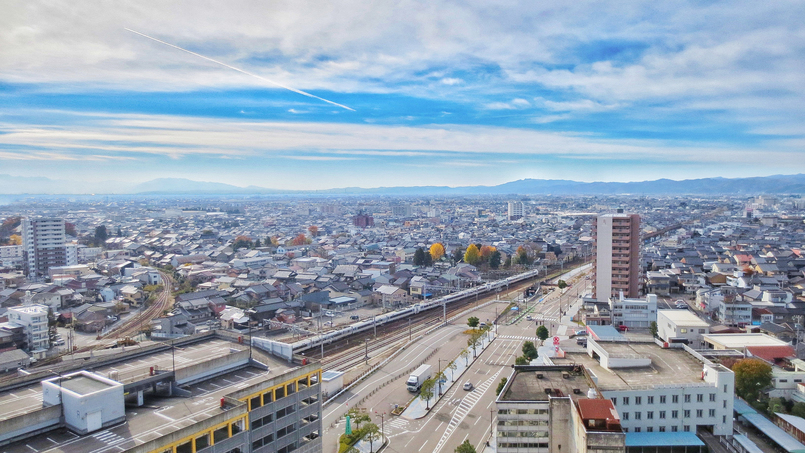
[593,211,640,302]
[507,201,524,220]
[22,217,67,279]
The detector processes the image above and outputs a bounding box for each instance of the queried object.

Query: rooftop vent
[562,373,570,379]
[544,388,553,394]
[536,374,544,379]
[573,388,581,394]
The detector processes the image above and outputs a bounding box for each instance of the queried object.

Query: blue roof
[588,325,626,341]
[625,432,705,447]
[734,435,765,453]
[743,413,805,453]
[734,397,758,415]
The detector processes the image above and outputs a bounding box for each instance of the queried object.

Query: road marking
[432,368,503,453]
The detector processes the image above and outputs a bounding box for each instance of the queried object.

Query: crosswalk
[385,418,409,432]
[92,430,126,445]
[432,368,503,453]
[499,335,539,341]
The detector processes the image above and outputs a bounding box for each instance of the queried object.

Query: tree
[467,316,480,328]
[451,247,464,264]
[435,370,446,396]
[516,246,532,265]
[536,325,550,344]
[495,377,508,396]
[447,360,458,381]
[8,234,21,245]
[424,251,433,266]
[232,235,253,250]
[95,225,108,243]
[522,341,538,360]
[460,349,470,366]
[455,439,477,453]
[65,222,77,237]
[489,251,501,269]
[468,332,482,358]
[515,356,530,365]
[116,227,123,237]
[479,245,496,260]
[792,402,805,418]
[430,243,445,261]
[733,358,772,401]
[650,321,658,338]
[769,397,786,414]
[557,280,568,289]
[291,233,308,246]
[464,244,481,265]
[413,248,427,266]
[308,225,319,237]
[347,408,371,430]
[254,238,262,248]
[420,379,435,410]
[364,422,381,453]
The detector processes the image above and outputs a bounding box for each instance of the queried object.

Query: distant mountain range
[1,173,805,196]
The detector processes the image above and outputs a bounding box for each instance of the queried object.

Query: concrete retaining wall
[175,349,250,385]
[0,405,62,447]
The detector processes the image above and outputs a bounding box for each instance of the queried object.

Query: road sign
[553,336,560,345]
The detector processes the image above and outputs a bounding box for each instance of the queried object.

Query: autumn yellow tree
[8,234,21,245]
[464,244,481,265]
[430,243,445,261]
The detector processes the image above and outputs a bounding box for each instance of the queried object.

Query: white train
[289,268,543,353]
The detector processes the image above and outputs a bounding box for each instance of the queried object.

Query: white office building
[507,201,524,220]
[7,304,50,353]
[657,310,710,348]
[0,245,23,267]
[610,293,657,329]
[22,218,67,279]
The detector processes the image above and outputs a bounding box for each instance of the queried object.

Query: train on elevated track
[289,268,543,353]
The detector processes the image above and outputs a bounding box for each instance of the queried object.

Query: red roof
[746,345,795,362]
[577,398,619,421]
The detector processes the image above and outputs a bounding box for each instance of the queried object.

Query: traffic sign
[553,336,560,345]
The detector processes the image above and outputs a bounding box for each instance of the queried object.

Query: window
[276,386,286,399]
[647,427,654,432]
[635,396,642,405]
[684,395,691,403]
[723,415,727,423]
[659,426,666,432]
[264,391,273,403]
[635,427,641,433]
[697,394,703,403]
[672,426,678,432]
[710,393,716,402]
[622,412,629,420]
[672,410,679,419]
[660,396,666,404]
[250,395,262,410]
[724,384,728,393]
[195,434,210,451]
[287,382,296,395]
[672,395,678,403]
[660,411,666,419]
[612,397,617,406]
[699,329,706,333]
[696,409,703,417]
[647,411,654,419]
[648,396,654,404]
[635,412,642,420]
[680,328,687,333]
[176,441,192,453]
[684,425,690,432]
[684,410,690,418]
[723,400,727,408]
[623,397,630,405]
[709,409,716,417]
[214,426,230,443]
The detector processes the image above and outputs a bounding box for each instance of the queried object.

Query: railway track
[99,271,174,340]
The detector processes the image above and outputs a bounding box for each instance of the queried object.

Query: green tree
[413,247,426,266]
[347,407,371,430]
[232,235,253,250]
[733,358,772,401]
[452,247,464,264]
[522,341,538,360]
[420,378,435,410]
[792,402,805,418]
[650,321,658,338]
[489,250,501,269]
[364,422,381,453]
[455,439,477,453]
[515,356,530,365]
[464,244,481,265]
[496,377,508,396]
[468,332,483,358]
[557,279,567,289]
[467,316,480,328]
[536,325,550,344]
[254,238,261,247]
[516,247,531,265]
[460,349,470,366]
[769,397,786,414]
[447,360,458,381]
[95,225,108,243]
[435,370,446,396]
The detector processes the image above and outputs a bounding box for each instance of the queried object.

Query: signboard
[553,336,560,345]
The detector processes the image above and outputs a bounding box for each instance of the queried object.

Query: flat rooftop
[3,348,298,453]
[0,338,250,424]
[557,343,705,391]
[499,366,592,402]
[58,374,114,395]
[702,333,789,350]
[658,309,710,327]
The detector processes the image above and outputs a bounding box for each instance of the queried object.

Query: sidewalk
[401,329,496,419]
[351,434,387,453]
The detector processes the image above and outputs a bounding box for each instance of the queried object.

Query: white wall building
[7,304,50,353]
[609,293,657,329]
[22,218,67,279]
[0,245,23,267]
[507,201,524,220]
[657,309,710,349]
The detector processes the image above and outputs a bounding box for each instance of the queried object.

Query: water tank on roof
[587,388,598,399]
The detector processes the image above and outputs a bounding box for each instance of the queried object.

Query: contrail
[125,28,355,111]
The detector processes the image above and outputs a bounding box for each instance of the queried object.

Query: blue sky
[1,0,804,192]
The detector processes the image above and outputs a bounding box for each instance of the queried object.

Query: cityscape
[3,1,805,453]
[0,193,804,453]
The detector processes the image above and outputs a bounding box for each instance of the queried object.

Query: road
[323,264,593,453]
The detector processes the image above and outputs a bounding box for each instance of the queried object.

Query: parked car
[350,315,360,320]
[575,330,587,336]
[325,310,335,317]
[576,338,587,346]
[463,382,474,391]
[526,316,533,321]
[618,325,628,332]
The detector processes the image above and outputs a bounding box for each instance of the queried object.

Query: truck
[406,364,432,392]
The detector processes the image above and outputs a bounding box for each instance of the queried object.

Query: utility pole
[408,317,411,341]
[364,338,369,364]
[373,315,377,339]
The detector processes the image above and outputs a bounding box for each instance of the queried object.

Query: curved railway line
[99,271,174,340]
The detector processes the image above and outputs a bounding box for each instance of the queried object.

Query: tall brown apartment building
[593,211,640,302]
